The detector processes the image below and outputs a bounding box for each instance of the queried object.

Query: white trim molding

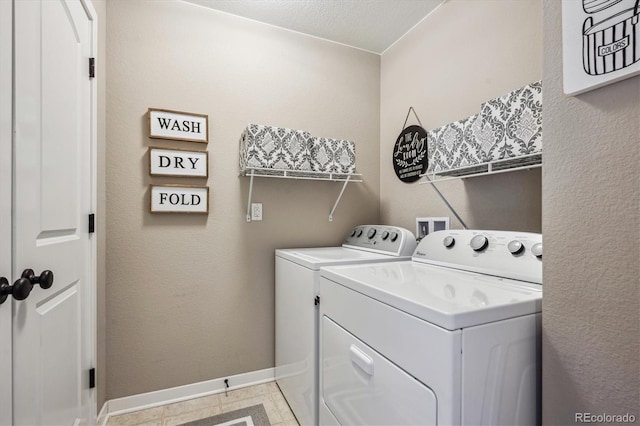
[98,368,275,425]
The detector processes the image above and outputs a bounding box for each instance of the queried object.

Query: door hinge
[89,368,95,389]
[89,57,95,78]
[88,213,95,233]
[314,296,320,306]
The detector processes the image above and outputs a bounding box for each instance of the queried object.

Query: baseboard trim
[96,401,110,426]
[97,367,275,425]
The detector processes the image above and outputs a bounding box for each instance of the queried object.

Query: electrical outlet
[251,203,263,221]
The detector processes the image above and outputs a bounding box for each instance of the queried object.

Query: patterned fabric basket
[310,137,356,174]
[427,115,483,173]
[239,124,312,171]
[479,81,542,162]
[427,81,542,175]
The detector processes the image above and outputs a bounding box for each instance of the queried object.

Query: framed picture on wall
[562,0,640,95]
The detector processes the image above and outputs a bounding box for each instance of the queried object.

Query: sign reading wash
[150,185,209,214]
[148,108,208,143]
[149,147,208,178]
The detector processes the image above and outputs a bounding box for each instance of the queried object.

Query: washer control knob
[367,228,377,239]
[356,229,363,238]
[508,240,525,255]
[390,232,399,242]
[443,236,455,248]
[531,243,543,258]
[350,229,357,237]
[470,235,489,252]
[381,231,390,241]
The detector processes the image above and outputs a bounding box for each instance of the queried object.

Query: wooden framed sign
[148,108,208,143]
[149,147,208,178]
[150,185,209,214]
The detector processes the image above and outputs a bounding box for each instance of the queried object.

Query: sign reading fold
[150,185,209,214]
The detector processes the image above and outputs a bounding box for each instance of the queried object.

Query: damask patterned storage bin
[427,115,483,174]
[427,81,542,176]
[479,81,542,162]
[310,137,356,174]
[239,124,312,172]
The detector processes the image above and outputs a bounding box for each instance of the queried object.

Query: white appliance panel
[275,225,416,426]
[318,230,543,426]
[276,247,393,270]
[320,261,541,330]
[461,313,542,426]
[319,401,341,426]
[319,276,461,425]
[275,258,316,426]
[413,230,542,284]
[342,225,417,256]
[322,317,437,426]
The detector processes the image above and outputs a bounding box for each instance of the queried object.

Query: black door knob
[0,276,34,304]
[0,269,55,305]
[21,269,54,290]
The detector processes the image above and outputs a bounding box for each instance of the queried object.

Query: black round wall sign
[393,125,428,183]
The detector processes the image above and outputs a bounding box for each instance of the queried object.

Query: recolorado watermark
[575,412,636,423]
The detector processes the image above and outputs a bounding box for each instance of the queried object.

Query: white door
[0,1,14,424]
[3,0,97,424]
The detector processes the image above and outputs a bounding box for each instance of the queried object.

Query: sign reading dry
[149,147,208,178]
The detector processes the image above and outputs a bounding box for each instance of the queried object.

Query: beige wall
[380,0,542,233]
[542,1,640,422]
[105,1,380,399]
[93,0,107,409]
[102,0,640,415]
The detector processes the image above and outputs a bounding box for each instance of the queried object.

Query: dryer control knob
[390,232,399,242]
[531,243,543,258]
[350,229,357,237]
[470,235,489,252]
[356,229,363,238]
[381,231,390,240]
[508,240,525,255]
[367,228,377,239]
[443,236,455,248]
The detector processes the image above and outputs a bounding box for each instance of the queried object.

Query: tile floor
[106,381,299,426]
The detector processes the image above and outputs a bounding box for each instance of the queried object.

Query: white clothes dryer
[318,230,543,426]
[275,225,416,426]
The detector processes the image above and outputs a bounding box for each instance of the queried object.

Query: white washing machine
[318,229,543,426]
[275,225,417,426]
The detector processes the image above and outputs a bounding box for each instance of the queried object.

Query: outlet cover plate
[251,203,263,221]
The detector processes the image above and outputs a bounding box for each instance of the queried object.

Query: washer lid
[276,247,407,270]
[320,261,542,330]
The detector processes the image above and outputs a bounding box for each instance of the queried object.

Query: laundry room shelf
[239,168,362,182]
[419,153,541,184]
[240,168,363,222]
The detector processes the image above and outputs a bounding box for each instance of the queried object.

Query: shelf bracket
[328,175,351,222]
[423,174,469,230]
[246,169,255,222]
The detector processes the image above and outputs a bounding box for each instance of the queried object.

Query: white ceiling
[182,0,445,54]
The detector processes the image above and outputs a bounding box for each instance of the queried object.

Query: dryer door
[321,317,437,425]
